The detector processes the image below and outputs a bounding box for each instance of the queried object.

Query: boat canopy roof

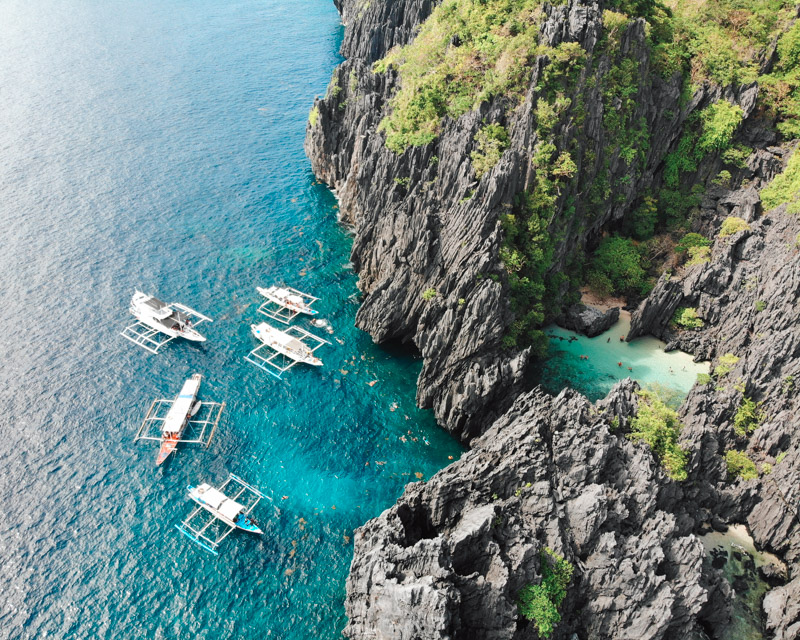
[197,485,245,520]
[219,499,245,521]
[162,375,201,433]
[197,485,227,510]
[276,333,305,351]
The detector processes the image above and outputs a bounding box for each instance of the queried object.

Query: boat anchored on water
[256,285,319,324]
[135,374,224,465]
[175,474,269,555]
[244,321,330,378]
[121,290,212,353]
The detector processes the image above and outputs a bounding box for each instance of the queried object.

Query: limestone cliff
[305,0,800,637]
[306,0,763,442]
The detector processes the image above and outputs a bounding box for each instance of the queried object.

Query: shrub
[518,548,574,638]
[308,105,320,127]
[422,288,437,301]
[761,462,773,475]
[760,150,800,215]
[551,151,577,179]
[725,450,758,481]
[712,169,732,186]
[776,451,787,464]
[721,144,752,168]
[675,233,711,255]
[626,196,658,240]
[471,124,510,179]
[629,391,688,481]
[587,236,649,298]
[714,353,739,377]
[755,300,766,312]
[719,216,750,237]
[697,101,744,154]
[672,306,704,329]
[734,396,765,437]
[686,245,711,266]
[697,373,712,385]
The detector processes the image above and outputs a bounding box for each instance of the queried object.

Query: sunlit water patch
[537,313,710,402]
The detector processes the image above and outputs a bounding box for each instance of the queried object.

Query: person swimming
[617,361,622,367]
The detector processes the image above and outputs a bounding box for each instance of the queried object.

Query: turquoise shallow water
[0,2,461,638]
[537,314,710,403]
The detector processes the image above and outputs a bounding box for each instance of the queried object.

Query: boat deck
[245,325,329,378]
[121,300,212,353]
[257,286,319,324]
[135,396,224,451]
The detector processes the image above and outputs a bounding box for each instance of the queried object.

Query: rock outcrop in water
[306,0,800,636]
[556,303,620,338]
[345,381,729,639]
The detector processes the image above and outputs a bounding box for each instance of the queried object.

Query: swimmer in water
[617,361,622,367]
[607,337,611,343]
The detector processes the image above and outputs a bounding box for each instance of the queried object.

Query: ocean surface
[0,2,462,638]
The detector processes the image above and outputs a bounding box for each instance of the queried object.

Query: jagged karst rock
[557,303,620,338]
[764,577,800,640]
[345,382,729,639]
[307,0,800,636]
[305,0,760,442]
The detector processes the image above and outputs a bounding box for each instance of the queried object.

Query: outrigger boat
[252,322,322,366]
[156,374,201,465]
[256,285,319,324]
[175,474,268,555]
[121,290,212,353]
[135,375,224,465]
[244,322,330,378]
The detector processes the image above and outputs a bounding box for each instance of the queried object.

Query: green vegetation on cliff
[587,236,650,298]
[374,0,549,153]
[725,449,758,481]
[761,149,800,214]
[370,0,799,356]
[518,548,574,638]
[629,390,688,481]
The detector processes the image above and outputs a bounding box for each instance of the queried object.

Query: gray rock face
[305,0,756,441]
[764,577,800,640]
[557,303,620,338]
[305,0,800,636]
[344,381,723,639]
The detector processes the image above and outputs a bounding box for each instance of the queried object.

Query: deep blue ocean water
[0,2,462,638]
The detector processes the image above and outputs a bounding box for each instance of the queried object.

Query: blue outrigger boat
[175,474,268,555]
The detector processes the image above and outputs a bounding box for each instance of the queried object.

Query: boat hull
[156,437,178,466]
[257,287,317,316]
[251,324,321,366]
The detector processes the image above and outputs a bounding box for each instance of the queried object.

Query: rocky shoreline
[306,0,800,637]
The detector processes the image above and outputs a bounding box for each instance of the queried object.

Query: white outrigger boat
[256,285,319,324]
[135,374,224,465]
[175,474,268,555]
[121,290,212,353]
[244,321,330,378]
